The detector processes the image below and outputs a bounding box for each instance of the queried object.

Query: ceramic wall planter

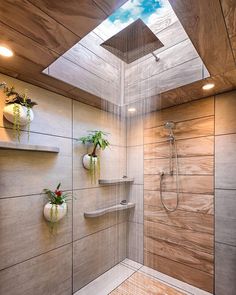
[43,202,67,223]
[3,104,34,126]
[82,154,98,170]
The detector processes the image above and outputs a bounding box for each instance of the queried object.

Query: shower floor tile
[74,259,213,295]
[110,271,186,294]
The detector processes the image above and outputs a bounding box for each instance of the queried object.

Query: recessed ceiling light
[202,83,215,90]
[0,46,13,57]
[128,107,136,113]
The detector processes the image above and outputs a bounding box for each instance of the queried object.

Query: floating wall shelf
[84,202,135,218]
[0,141,60,153]
[98,177,134,185]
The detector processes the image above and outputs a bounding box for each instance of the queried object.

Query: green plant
[0,82,37,141]
[43,183,71,231]
[43,183,71,206]
[78,130,110,182]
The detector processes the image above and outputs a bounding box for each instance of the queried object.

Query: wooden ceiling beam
[220,0,236,62]
[125,68,236,114]
[28,0,107,39]
[0,0,80,55]
[168,0,236,75]
[93,0,129,16]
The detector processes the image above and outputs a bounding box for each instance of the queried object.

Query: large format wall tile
[73,141,127,189]
[127,222,144,264]
[73,223,127,292]
[144,156,214,175]
[144,190,213,214]
[144,252,213,293]
[127,185,143,224]
[145,221,213,254]
[144,206,213,234]
[144,97,214,129]
[127,146,143,184]
[215,90,236,135]
[145,237,213,274]
[73,186,128,240]
[144,136,214,159]
[144,175,214,194]
[215,243,236,295]
[0,73,72,138]
[144,116,214,144]
[0,129,72,197]
[0,244,72,295]
[127,115,143,147]
[73,100,126,146]
[215,189,236,246]
[215,134,236,189]
[0,194,72,270]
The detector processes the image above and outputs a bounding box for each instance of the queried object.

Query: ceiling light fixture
[0,46,13,57]
[202,83,215,90]
[128,107,136,113]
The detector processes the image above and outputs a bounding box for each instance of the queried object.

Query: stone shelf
[0,141,60,153]
[84,202,135,218]
[98,177,134,185]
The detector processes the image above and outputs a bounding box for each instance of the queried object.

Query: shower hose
[160,137,179,212]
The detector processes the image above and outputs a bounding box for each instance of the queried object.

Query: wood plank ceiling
[0,0,127,110]
[0,0,235,113]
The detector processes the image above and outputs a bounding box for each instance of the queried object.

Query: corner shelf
[98,177,134,185]
[0,141,60,153]
[84,202,135,218]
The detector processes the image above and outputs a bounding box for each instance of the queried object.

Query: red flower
[55,190,62,197]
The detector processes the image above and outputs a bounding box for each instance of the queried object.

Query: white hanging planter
[3,104,34,126]
[43,202,67,223]
[82,154,98,170]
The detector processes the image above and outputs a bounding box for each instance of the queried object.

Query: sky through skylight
[94,0,167,40]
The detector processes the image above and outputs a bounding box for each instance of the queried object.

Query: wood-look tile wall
[0,73,127,294]
[143,97,215,293]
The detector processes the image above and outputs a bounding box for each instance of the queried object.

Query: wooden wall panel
[144,98,214,292]
[144,137,214,159]
[47,57,119,103]
[144,206,213,234]
[144,156,214,175]
[145,221,213,254]
[144,97,214,129]
[144,237,213,274]
[144,252,214,292]
[125,57,203,103]
[144,116,214,144]
[64,44,119,83]
[169,0,235,75]
[144,191,213,215]
[125,39,198,86]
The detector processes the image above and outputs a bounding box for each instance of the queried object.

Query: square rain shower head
[101,18,164,64]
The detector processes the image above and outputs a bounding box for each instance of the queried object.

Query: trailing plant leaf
[1,82,38,142]
[0,82,37,108]
[78,130,110,183]
[13,103,21,142]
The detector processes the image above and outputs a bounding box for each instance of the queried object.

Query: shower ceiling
[0,0,235,111]
[43,0,211,105]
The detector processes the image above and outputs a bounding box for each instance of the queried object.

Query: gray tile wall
[215,90,236,295]
[126,114,144,264]
[0,73,128,294]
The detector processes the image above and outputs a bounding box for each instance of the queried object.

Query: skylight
[94,0,165,40]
